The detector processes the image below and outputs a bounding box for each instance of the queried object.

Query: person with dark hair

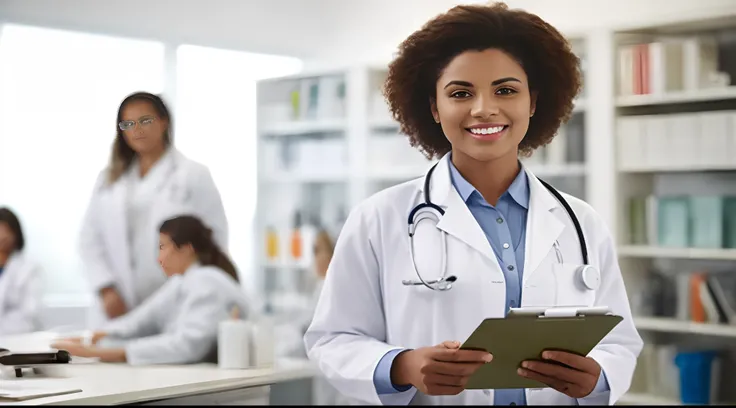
[0,207,42,334]
[52,215,248,365]
[304,2,642,405]
[78,92,229,327]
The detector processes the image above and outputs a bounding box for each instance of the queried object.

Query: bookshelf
[611,13,736,405]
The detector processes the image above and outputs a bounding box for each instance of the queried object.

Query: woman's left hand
[51,341,95,358]
[518,351,601,398]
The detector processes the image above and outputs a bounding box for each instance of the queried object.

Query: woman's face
[157,233,194,277]
[432,48,536,164]
[0,222,15,254]
[119,100,168,155]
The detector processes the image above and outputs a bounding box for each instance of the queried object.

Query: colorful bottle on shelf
[290,212,303,261]
[265,226,279,262]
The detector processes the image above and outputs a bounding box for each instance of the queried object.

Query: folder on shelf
[460,306,623,389]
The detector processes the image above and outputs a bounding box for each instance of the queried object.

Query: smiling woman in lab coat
[0,207,42,334]
[79,92,228,327]
[53,215,248,365]
[304,3,643,406]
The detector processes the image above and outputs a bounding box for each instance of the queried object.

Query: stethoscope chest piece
[578,265,601,290]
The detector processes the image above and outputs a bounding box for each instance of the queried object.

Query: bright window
[175,45,302,293]
[0,24,165,305]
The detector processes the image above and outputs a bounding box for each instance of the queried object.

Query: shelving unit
[611,13,736,405]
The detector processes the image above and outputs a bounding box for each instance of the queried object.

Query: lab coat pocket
[552,263,597,307]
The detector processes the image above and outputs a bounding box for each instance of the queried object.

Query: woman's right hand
[90,331,108,345]
[100,287,127,319]
[391,341,492,396]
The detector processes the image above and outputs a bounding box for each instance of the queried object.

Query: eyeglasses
[119,116,156,131]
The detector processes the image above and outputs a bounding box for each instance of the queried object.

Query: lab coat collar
[418,153,560,212]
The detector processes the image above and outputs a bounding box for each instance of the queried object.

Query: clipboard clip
[508,306,611,318]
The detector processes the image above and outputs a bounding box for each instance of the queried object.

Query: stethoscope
[402,162,600,292]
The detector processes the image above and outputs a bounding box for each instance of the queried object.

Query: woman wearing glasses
[79,92,228,327]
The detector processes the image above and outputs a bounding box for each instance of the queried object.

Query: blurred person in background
[79,92,229,327]
[53,215,248,365]
[0,207,42,334]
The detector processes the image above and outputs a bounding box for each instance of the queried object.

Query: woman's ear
[430,98,440,124]
[181,243,195,256]
[530,91,538,117]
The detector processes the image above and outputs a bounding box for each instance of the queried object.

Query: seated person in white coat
[304,2,643,406]
[53,215,248,365]
[79,91,229,327]
[0,207,42,335]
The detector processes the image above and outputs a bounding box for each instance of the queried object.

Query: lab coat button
[483,390,490,396]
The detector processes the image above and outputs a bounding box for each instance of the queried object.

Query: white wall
[304,0,736,68]
[0,0,347,59]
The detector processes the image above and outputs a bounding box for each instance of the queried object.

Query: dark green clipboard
[459,313,623,389]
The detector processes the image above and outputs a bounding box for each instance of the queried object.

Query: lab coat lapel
[421,154,495,262]
[522,167,565,284]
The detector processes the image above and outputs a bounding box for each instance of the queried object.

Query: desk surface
[0,332,317,405]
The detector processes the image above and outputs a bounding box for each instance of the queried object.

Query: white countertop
[0,332,318,405]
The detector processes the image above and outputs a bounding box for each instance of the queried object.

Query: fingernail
[521,361,529,368]
[517,368,525,376]
[484,354,493,363]
[543,352,552,359]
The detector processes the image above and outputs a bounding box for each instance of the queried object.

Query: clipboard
[459,306,623,390]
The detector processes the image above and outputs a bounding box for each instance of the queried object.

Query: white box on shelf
[546,126,567,165]
[617,117,645,170]
[261,141,283,175]
[644,116,669,169]
[668,113,698,168]
[698,111,732,168]
[259,103,294,124]
[294,139,347,178]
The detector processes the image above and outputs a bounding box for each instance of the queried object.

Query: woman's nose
[471,95,500,119]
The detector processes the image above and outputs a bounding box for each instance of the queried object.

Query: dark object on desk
[0,349,71,377]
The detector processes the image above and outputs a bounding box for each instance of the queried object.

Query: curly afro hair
[383,2,582,159]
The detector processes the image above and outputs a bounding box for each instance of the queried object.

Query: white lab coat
[304,153,643,406]
[79,148,228,326]
[0,252,43,335]
[98,264,249,366]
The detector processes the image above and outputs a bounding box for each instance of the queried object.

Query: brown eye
[450,90,472,98]
[496,87,517,96]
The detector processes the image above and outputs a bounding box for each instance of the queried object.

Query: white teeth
[469,126,505,135]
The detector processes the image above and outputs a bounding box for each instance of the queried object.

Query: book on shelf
[626,195,736,250]
[617,35,731,97]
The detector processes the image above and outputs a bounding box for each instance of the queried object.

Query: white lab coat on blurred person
[79,148,228,327]
[95,264,249,365]
[0,252,42,335]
